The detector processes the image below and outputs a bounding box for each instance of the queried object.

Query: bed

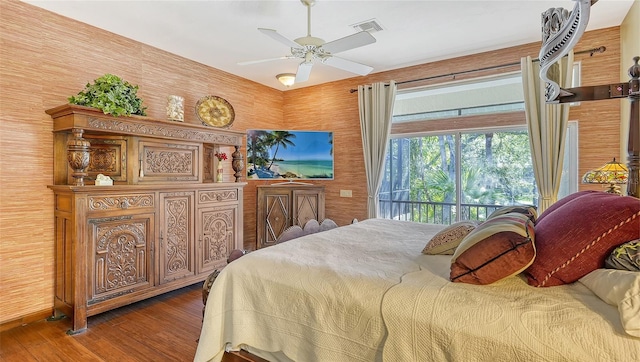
[195,1,640,360]
[195,211,640,362]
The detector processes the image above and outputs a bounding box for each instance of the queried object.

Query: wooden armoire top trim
[46,104,245,146]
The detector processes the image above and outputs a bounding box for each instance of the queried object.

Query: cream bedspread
[195,219,639,362]
[382,256,640,362]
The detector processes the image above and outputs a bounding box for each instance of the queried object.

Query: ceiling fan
[239,0,377,84]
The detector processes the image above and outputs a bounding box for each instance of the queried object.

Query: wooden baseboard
[0,309,54,333]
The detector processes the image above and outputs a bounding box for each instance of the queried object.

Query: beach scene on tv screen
[247,130,334,180]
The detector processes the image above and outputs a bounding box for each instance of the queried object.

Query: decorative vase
[67,128,90,186]
[166,95,184,122]
[232,146,244,182]
[217,163,223,182]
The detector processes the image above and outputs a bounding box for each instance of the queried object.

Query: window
[379,128,536,224]
[379,71,578,224]
[393,73,524,122]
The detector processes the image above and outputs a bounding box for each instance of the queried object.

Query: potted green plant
[68,73,147,117]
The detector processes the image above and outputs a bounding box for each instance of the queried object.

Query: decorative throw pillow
[525,192,640,287]
[276,225,304,243]
[579,269,640,337]
[303,219,320,235]
[319,218,339,232]
[487,205,537,223]
[422,220,479,255]
[605,240,640,271]
[536,190,599,224]
[450,213,535,285]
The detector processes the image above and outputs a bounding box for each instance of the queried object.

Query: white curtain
[521,53,573,213]
[358,81,397,219]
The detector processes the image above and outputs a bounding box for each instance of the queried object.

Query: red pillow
[536,190,599,223]
[525,192,640,287]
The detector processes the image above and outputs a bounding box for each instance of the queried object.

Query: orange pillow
[450,213,535,285]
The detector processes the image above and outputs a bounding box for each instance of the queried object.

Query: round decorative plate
[195,95,235,128]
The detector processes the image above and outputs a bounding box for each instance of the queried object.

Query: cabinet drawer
[137,140,200,183]
[88,193,155,212]
[198,189,238,205]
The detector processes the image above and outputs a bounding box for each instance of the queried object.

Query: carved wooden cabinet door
[256,185,325,249]
[197,205,237,274]
[159,192,196,284]
[292,189,325,228]
[88,213,155,304]
[258,190,291,248]
[136,140,201,183]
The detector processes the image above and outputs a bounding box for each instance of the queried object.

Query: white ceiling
[23,0,635,91]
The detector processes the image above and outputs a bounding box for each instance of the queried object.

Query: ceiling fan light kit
[276,73,297,87]
[240,0,377,87]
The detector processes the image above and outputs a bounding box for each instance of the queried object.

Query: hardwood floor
[0,283,204,362]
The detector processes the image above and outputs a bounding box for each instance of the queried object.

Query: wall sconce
[582,158,629,195]
[276,73,296,87]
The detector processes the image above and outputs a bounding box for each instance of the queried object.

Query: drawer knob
[120,200,130,209]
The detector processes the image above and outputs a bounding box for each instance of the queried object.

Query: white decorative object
[94,173,113,186]
[166,95,184,122]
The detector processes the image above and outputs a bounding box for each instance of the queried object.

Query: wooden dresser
[47,104,246,333]
[256,184,325,249]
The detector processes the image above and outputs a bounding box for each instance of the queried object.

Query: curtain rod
[348,46,606,93]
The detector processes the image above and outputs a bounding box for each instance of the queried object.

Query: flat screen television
[247,130,334,180]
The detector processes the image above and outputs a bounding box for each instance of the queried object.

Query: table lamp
[582,158,629,195]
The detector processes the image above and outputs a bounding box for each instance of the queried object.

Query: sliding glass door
[379,128,537,224]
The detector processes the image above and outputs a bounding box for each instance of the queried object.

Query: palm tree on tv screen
[266,131,296,170]
[248,130,270,169]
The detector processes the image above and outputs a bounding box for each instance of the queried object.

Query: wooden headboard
[538,0,639,198]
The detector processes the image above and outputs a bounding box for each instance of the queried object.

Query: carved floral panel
[138,140,200,182]
[161,193,194,282]
[84,137,126,182]
[201,207,235,270]
[92,219,149,296]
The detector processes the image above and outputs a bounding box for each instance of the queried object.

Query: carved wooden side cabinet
[47,104,246,333]
[256,184,325,249]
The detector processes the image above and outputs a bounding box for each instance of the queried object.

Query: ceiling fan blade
[258,28,302,49]
[295,62,313,83]
[238,56,293,66]
[323,56,373,76]
[321,31,376,54]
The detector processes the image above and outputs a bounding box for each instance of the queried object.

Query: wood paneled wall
[0,0,628,327]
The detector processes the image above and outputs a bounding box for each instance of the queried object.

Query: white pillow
[579,269,640,337]
[422,220,478,255]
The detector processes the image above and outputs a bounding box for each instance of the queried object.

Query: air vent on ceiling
[351,19,384,33]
